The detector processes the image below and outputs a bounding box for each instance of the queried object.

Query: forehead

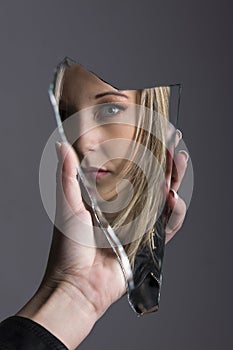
[61,64,139,109]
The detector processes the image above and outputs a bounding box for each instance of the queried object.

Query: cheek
[108,124,136,140]
[101,125,136,171]
[103,124,136,157]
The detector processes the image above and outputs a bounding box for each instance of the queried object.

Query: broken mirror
[48,57,181,315]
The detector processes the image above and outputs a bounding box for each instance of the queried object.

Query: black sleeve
[0,316,69,350]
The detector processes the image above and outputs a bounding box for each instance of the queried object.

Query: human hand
[43,142,127,315]
[43,132,189,308]
[17,142,126,349]
[165,130,189,243]
[17,135,188,349]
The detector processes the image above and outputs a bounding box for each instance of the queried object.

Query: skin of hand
[17,136,188,350]
[17,142,126,349]
[165,130,189,242]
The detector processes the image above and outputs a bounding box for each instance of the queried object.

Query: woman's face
[60,64,139,202]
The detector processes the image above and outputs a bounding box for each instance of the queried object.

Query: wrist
[17,282,99,350]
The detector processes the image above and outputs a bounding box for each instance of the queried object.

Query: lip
[82,167,111,180]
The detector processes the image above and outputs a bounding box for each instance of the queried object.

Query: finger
[175,129,182,148]
[58,142,86,215]
[166,188,178,210]
[165,129,182,190]
[170,150,189,192]
[165,193,186,243]
[55,142,94,247]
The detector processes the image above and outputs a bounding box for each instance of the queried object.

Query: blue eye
[98,103,126,118]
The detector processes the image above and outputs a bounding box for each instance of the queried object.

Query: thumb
[55,142,94,246]
[56,142,86,214]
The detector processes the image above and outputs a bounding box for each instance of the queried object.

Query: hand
[17,135,189,350]
[47,142,126,310]
[17,142,126,349]
[165,130,189,243]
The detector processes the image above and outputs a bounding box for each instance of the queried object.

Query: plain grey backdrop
[0,1,232,349]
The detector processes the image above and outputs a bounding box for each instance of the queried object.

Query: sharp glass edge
[77,167,135,292]
[48,86,134,293]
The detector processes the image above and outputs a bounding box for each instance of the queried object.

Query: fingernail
[55,141,62,159]
[178,150,189,163]
[170,188,178,200]
[176,129,182,140]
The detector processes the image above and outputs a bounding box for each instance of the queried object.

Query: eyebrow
[95,91,129,99]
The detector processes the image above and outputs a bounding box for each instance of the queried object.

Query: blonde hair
[53,59,170,267]
[115,87,170,266]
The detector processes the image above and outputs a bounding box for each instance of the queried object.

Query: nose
[75,110,105,157]
[75,124,105,157]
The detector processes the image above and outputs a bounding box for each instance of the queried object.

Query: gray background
[0,1,232,349]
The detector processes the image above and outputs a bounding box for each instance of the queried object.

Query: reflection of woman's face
[60,64,139,201]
